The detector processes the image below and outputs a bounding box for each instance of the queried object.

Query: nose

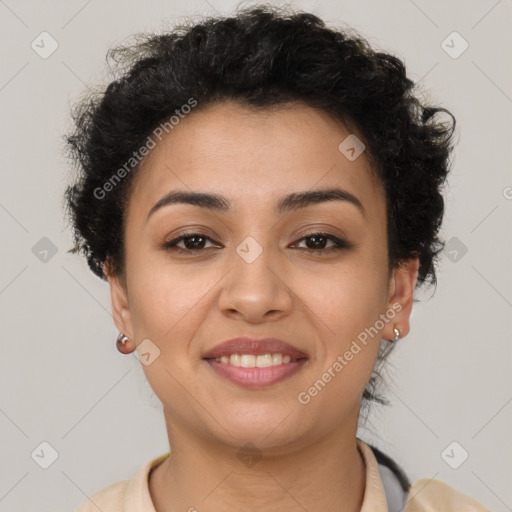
[217,240,294,324]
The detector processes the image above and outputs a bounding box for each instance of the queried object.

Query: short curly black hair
[63,4,457,432]
[63,4,456,292]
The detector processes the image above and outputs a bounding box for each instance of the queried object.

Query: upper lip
[202,337,309,359]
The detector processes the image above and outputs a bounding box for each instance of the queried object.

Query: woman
[64,5,490,511]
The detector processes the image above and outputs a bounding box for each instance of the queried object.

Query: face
[106,100,418,453]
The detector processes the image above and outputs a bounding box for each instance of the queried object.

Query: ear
[103,261,134,339]
[382,257,419,340]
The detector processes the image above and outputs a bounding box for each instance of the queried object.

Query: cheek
[128,265,213,342]
[295,257,387,387]
[299,258,388,333]
[126,236,206,325]
[126,265,212,410]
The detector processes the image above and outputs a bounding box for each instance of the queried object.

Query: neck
[149,417,366,512]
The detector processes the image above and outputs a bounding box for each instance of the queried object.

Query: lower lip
[204,359,308,388]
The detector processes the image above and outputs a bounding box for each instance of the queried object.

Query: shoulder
[75,479,128,512]
[405,478,491,511]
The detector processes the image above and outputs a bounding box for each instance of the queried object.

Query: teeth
[256,354,273,367]
[240,354,256,367]
[213,353,296,367]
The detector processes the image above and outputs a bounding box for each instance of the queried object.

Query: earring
[391,327,400,342]
[116,333,135,354]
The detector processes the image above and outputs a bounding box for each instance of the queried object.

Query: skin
[104,99,419,512]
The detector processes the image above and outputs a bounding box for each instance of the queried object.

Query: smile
[212,353,300,366]
[204,354,308,388]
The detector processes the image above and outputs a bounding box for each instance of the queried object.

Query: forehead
[127,100,384,222]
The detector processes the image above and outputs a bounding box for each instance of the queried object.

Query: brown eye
[293,232,351,253]
[162,232,220,253]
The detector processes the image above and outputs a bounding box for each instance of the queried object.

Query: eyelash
[162,231,352,255]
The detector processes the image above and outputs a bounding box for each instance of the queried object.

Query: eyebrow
[146,187,366,221]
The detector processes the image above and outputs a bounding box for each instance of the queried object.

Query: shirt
[75,439,491,511]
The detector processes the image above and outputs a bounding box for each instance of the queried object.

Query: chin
[207,407,309,450]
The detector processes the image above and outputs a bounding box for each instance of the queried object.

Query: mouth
[202,337,309,388]
[206,353,305,366]
[203,357,308,388]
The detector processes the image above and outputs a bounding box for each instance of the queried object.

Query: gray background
[1,0,511,510]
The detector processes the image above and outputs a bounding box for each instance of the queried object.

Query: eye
[162,232,221,254]
[292,232,352,254]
